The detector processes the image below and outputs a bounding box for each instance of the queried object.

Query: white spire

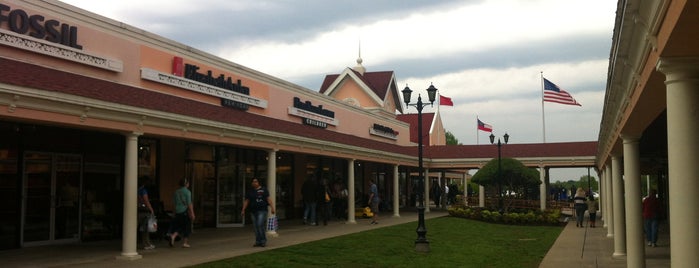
[353,39,366,75]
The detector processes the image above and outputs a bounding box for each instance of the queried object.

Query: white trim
[0,28,123,72]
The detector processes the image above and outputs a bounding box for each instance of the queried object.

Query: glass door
[22,152,81,246]
[216,164,245,227]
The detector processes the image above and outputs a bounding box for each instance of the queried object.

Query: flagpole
[540,72,546,143]
[476,116,479,145]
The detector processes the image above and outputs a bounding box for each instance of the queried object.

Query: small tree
[445,130,460,145]
[471,157,541,212]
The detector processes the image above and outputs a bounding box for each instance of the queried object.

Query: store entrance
[22,152,81,246]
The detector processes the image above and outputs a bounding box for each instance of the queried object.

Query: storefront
[0,0,440,252]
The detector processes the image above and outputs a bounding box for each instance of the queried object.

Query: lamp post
[402,83,437,253]
[489,133,509,211]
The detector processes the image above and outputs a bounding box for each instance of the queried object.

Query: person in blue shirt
[241,178,275,247]
[137,176,155,250]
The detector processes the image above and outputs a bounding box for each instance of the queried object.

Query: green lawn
[194,217,563,268]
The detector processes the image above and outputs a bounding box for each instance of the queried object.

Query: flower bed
[447,205,564,226]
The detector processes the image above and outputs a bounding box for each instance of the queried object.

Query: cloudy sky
[61,0,616,182]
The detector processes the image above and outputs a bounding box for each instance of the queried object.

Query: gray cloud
[120,0,472,50]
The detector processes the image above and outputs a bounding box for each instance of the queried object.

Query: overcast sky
[61,0,616,183]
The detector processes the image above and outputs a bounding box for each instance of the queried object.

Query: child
[587,196,598,228]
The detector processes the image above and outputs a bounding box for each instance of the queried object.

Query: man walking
[241,178,275,247]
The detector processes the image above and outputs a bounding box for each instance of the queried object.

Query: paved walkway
[539,217,670,268]
[1,210,670,267]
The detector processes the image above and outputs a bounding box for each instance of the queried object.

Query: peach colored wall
[430,114,447,146]
[332,79,378,108]
[1,0,412,146]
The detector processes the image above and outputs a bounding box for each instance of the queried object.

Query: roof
[1,57,598,166]
[424,141,599,159]
[319,69,394,99]
[396,113,435,145]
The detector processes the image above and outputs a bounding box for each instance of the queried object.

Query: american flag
[543,78,581,106]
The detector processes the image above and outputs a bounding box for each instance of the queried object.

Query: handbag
[266,215,278,232]
[147,214,158,233]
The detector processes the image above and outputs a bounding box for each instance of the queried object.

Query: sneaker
[182,243,190,248]
[310,222,317,226]
[143,245,155,250]
[648,241,652,246]
[652,243,657,247]
[169,235,175,247]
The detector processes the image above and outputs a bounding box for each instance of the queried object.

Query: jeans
[644,218,658,243]
[575,205,585,226]
[138,211,152,247]
[251,210,268,246]
[304,201,317,224]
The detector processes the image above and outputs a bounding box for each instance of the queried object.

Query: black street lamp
[489,132,509,211]
[402,83,437,253]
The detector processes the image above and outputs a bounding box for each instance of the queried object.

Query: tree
[471,157,541,212]
[445,130,459,145]
[578,175,598,195]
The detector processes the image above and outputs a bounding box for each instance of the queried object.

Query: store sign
[140,57,267,109]
[0,3,122,72]
[288,97,338,127]
[0,4,82,49]
[180,62,251,110]
[140,67,267,109]
[303,118,328,129]
[369,123,398,140]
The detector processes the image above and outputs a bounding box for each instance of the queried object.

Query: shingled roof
[396,113,435,145]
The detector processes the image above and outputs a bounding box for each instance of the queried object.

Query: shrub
[448,205,564,226]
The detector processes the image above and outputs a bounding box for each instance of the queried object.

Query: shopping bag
[147,214,158,233]
[266,215,278,232]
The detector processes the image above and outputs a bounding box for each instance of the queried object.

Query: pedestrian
[241,178,275,247]
[168,178,195,248]
[573,187,587,227]
[137,176,155,250]
[587,195,598,228]
[301,176,319,225]
[368,178,379,224]
[431,182,441,208]
[320,179,332,225]
[334,181,348,220]
[643,189,660,247]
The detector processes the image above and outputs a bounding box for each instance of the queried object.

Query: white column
[539,165,546,211]
[479,185,485,207]
[393,164,400,217]
[462,172,468,206]
[657,57,699,267]
[612,155,626,257]
[622,135,645,267]
[117,132,141,260]
[605,164,613,236]
[266,149,278,237]
[424,168,430,213]
[347,159,356,224]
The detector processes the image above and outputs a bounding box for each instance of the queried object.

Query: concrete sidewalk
[1,210,448,268]
[538,217,670,268]
[2,210,671,267]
